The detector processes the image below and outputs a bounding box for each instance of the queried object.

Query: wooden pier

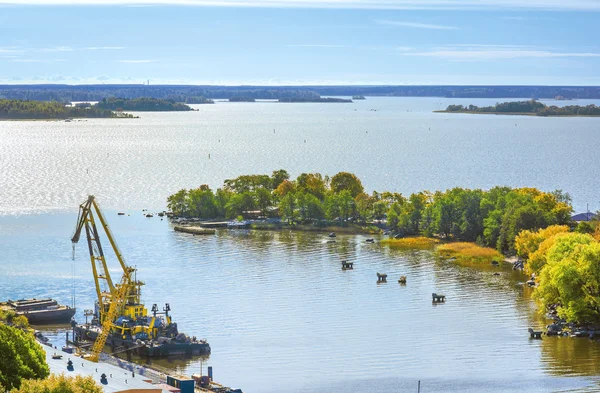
[432,293,445,303]
[174,226,216,235]
[528,328,543,339]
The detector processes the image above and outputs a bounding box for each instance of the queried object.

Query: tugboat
[70,195,210,360]
[1,298,75,324]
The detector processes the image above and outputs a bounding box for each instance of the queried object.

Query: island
[96,97,195,111]
[0,99,134,120]
[278,97,352,103]
[436,100,600,117]
[352,95,366,100]
[229,96,256,102]
[4,85,600,102]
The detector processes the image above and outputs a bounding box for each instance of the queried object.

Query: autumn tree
[330,172,364,198]
[11,374,103,393]
[534,234,600,323]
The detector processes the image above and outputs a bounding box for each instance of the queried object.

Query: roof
[572,212,597,222]
[42,345,172,393]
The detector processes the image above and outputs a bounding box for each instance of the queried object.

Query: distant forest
[0,99,133,119]
[443,100,600,116]
[1,85,600,102]
[96,97,195,111]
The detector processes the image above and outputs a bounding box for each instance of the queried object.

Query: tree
[296,173,327,200]
[279,192,298,224]
[534,235,600,323]
[338,190,355,224]
[515,225,570,260]
[254,187,272,216]
[0,324,49,390]
[296,192,324,223]
[188,187,217,219]
[167,189,189,216]
[11,374,103,393]
[214,188,231,217]
[271,169,289,190]
[330,172,364,198]
[225,192,255,218]
[274,180,296,198]
[408,192,427,234]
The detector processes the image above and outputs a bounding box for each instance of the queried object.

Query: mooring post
[418,380,421,393]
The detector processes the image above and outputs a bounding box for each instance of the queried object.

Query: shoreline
[433,110,600,117]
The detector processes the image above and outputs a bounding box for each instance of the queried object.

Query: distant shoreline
[434,110,600,117]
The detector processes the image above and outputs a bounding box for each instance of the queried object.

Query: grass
[381,236,440,249]
[436,242,503,265]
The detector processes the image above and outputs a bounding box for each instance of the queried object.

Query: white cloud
[11,58,67,62]
[375,19,458,30]
[39,46,73,52]
[0,0,599,11]
[85,46,125,50]
[118,59,155,63]
[405,48,600,60]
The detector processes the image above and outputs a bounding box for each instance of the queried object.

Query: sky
[0,0,599,85]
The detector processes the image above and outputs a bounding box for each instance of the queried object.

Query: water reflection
[2,213,600,392]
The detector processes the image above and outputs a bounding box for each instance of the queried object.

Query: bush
[381,236,440,249]
[11,374,103,393]
[437,242,503,264]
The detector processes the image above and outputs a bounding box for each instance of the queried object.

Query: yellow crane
[71,195,147,362]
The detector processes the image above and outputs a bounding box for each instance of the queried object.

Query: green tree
[271,169,289,190]
[214,188,231,217]
[254,187,272,216]
[225,192,255,218]
[408,192,428,234]
[330,172,364,198]
[296,192,324,223]
[188,187,217,219]
[279,192,298,224]
[0,324,49,390]
[167,189,189,216]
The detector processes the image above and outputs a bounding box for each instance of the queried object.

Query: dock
[432,293,446,303]
[341,261,354,270]
[174,226,216,235]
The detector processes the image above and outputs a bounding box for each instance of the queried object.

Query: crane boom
[72,195,136,362]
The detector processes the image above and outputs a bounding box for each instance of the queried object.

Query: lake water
[1,97,599,215]
[1,98,600,392]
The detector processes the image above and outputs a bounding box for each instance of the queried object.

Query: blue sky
[0,0,599,85]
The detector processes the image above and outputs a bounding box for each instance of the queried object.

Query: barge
[1,298,75,324]
[72,311,211,357]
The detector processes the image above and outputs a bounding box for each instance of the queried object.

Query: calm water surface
[1,98,600,392]
[1,97,599,214]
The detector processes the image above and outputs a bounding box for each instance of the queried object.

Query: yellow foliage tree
[514,225,570,274]
[534,234,600,323]
[11,374,103,393]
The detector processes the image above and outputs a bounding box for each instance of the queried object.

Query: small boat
[328,232,336,238]
[118,212,125,216]
[145,214,153,218]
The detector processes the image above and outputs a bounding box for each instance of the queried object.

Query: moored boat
[1,298,75,324]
